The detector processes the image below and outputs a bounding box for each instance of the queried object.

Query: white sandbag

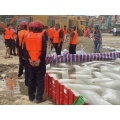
[71,65,83,71]
[101,88,120,105]
[58,63,70,68]
[57,79,85,84]
[51,67,70,70]
[61,70,69,79]
[91,78,112,84]
[102,72,120,80]
[94,80,120,90]
[62,83,102,94]
[71,89,89,103]
[77,90,111,105]
[74,68,92,75]
[100,66,111,72]
[48,74,59,79]
[70,74,92,79]
[46,64,50,70]
[93,72,107,78]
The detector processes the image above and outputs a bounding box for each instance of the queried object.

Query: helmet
[29,22,34,28]
[20,21,27,26]
[33,20,43,29]
[71,26,76,30]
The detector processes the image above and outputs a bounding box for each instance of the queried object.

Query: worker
[87,27,90,38]
[113,27,117,36]
[41,25,48,41]
[53,23,64,55]
[48,26,55,51]
[16,21,28,78]
[63,25,68,42]
[83,26,90,38]
[3,24,13,59]
[91,26,102,53]
[16,25,21,56]
[23,22,34,87]
[10,26,17,56]
[68,26,78,54]
[24,20,47,103]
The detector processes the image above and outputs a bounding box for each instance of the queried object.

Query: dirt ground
[0,33,120,105]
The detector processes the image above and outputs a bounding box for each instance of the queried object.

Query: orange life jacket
[69,31,78,45]
[4,28,13,40]
[53,29,61,43]
[13,32,17,40]
[48,27,55,39]
[84,29,89,37]
[23,31,29,44]
[26,32,42,61]
[18,30,28,46]
[61,29,65,42]
[63,28,68,34]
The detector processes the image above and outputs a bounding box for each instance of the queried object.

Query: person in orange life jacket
[53,23,64,55]
[68,26,78,54]
[63,25,68,42]
[48,26,55,51]
[24,20,47,103]
[16,21,28,78]
[3,24,13,59]
[83,26,90,38]
[22,22,34,87]
[10,26,17,56]
[41,25,48,41]
[87,26,90,38]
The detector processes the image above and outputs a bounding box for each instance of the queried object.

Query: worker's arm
[16,31,20,55]
[100,31,102,44]
[23,43,30,60]
[2,29,5,41]
[39,36,47,62]
[44,31,48,41]
[58,30,64,47]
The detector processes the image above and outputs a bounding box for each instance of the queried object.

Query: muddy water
[0,64,55,105]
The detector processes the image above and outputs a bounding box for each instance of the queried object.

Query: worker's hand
[29,58,34,67]
[68,44,70,48]
[34,59,40,67]
[58,44,60,48]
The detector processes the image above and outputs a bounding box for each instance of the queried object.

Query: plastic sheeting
[46,52,117,64]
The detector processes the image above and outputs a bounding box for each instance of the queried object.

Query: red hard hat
[20,21,27,26]
[29,22,34,28]
[33,20,43,29]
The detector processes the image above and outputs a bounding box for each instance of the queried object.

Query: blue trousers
[94,43,101,53]
[28,61,46,101]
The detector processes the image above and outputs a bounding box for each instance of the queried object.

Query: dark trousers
[69,44,76,54]
[18,54,25,76]
[53,42,63,55]
[50,38,53,51]
[24,60,29,86]
[10,40,16,55]
[94,42,101,53]
[28,61,46,101]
